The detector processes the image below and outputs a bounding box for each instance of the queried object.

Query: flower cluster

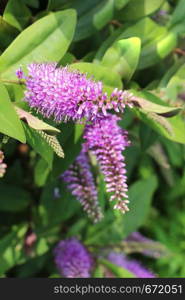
[107,252,155,278]
[83,114,130,213]
[18,63,132,217]
[0,151,7,178]
[54,238,93,278]
[19,63,133,122]
[62,152,103,223]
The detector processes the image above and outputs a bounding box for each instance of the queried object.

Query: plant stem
[0,79,25,85]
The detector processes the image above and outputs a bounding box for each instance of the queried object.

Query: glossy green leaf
[133,90,185,144]
[84,211,125,246]
[23,0,39,8]
[0,9,77,79]
[92,265,104,278]
[22,123,53,168]
[0,224,28,275]
[102,37,141,81]
[0,83,26,143]
[117,0,165,21]
[114,0,130,10]
[93,0,114,29]
[34,158,50,187]
[165,63,185,101]
[123,176,158,236]
[160,138,184,168]
[0,16,19,51]
[159,57,185,88]
[132,91,182,116]
[3,0,31,31]
[169,0,185,27]
[139,124,158,151]
[74,0,114,41]
[70,62,123,90]
[134,109,185,144]
[38,181,80,227]
[0,184,31,212]
[99,259,135,278]
[95,17,166,61]
[138,32,177,69]
[47,0,70,10]
[52,123,84,177]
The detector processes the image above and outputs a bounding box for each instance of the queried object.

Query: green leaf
[117,0,165,21]
[74,0,114,41]
[161,138,184,168]
[84,211,125,246]
[0,16,19,51]
[99,259,135,278]
[101,37,141,81]
[93,0,114,29]
[165,62,185,101]
[3,0,31,31]
[14,106,60,134]
[38,181,80,227]
[159,57,185,88]
[34,158,50,187]
[0,9,77,79]
[0,224,28,275]
[123,176,158,236]
[132,91,182,116]
[52,123,84,177]
[92,265,104,278]
[169,0,185,27]
[0,184,31,212]
[22,123,53,168]
[135,109,185,144]
[138,32,177,70]
[132,91,185,144]
[95,17,166,61]
[6,84,25,102]
[0,83,26,143]
[70,62,123,90]
[114,0,129,10]
[23,0,39,8]
[139,124,158,151]
[47,0,69,10]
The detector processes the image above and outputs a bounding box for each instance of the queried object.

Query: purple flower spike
[16,67,24,79]
[54,238,93,278]
[84,114,130,213]
[19,63,133,122]
[108,252,155,278]
[126,232,166,258]
[62,152,103,223]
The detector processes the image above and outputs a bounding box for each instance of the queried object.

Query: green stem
[0,78,25,85]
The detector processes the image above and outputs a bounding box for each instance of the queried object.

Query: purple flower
[126,232,166,258]
[62,152,103,223]
[16,67,24,79]
[19,63,133,122]
[83,114,130,213]
[107,252,155,278]
[54,238,93,278]
[0,151,7,178]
